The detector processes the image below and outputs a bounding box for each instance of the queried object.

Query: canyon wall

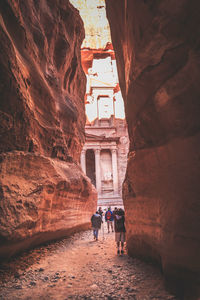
[106,0,200,298]
[0,0,97,259]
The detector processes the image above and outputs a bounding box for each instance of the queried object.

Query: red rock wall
[106,0,200,297]
[0,0,97,259]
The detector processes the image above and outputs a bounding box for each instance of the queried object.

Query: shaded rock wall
[0,0,86,160]
[0,0,97,259]
[106,0,200,297]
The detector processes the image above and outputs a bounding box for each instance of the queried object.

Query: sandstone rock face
[106,0,200,297]
[0,151,96,259]
[0,0,97,259]
[0,0,86,160]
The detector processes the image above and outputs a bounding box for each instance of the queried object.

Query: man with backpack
[91,211,102,241]
[114,208,126,255]
[105,207,114,233]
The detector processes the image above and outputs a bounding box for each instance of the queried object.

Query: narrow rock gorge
[0,0,97,260]
[1,0,200,298]
[106,0,200,298]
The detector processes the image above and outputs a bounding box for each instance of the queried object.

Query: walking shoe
[117,249,120,255]
[121,249,124,255]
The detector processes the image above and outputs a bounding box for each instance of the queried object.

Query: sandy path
[0,223,178,300]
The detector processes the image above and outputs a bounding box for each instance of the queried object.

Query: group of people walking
[91,206,126,255]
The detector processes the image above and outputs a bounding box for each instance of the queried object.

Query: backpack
[116,216,124,230]
[106,211,111,220]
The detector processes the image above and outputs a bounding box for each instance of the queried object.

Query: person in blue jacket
[105,207,114,233]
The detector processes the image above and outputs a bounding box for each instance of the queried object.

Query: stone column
[80,149,86,174]
[95,148,101,194]
[111,149,118,195]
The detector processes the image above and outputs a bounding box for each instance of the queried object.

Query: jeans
[93,229,99,239]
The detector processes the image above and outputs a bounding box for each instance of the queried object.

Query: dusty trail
[0,223,178,300]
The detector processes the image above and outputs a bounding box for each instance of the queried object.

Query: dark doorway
[86,149,96,187]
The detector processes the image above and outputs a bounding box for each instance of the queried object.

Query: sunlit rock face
[0,0,97,259]
[106,0,200,297]
[70,0,111,49]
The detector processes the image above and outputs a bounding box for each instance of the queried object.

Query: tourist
[113,207,118,231]
[114,208,126,255]
[105,207,114,233]
[113,207,118,218]
[98,206,104,220]
[91,211,102,241]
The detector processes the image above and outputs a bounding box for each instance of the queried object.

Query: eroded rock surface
[0,0,86,160]
[0,151,96,259]
[0,0,97,259]
[106,0,200,297]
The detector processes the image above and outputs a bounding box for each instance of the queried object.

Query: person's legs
[117,242,120,254]
[95,229,98,240]
[115,232,120,254]
[121,242,124,254]
[120,232,126,254]
[107,221,110,233]
[111,221,114,232]
[93,229,98,240]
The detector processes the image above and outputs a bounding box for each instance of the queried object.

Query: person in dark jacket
[91,211,102,241]
[114,208,126,255]
[113,207,118,218]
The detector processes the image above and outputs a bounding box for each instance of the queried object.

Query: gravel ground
[0,223,178,300]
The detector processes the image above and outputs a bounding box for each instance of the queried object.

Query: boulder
[0,151,96,259]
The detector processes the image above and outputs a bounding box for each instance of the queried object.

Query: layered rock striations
[106,0,200,297]
[0,0,97,259]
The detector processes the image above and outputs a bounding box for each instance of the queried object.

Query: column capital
[95,148,101,154]
[111,149,117,154]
